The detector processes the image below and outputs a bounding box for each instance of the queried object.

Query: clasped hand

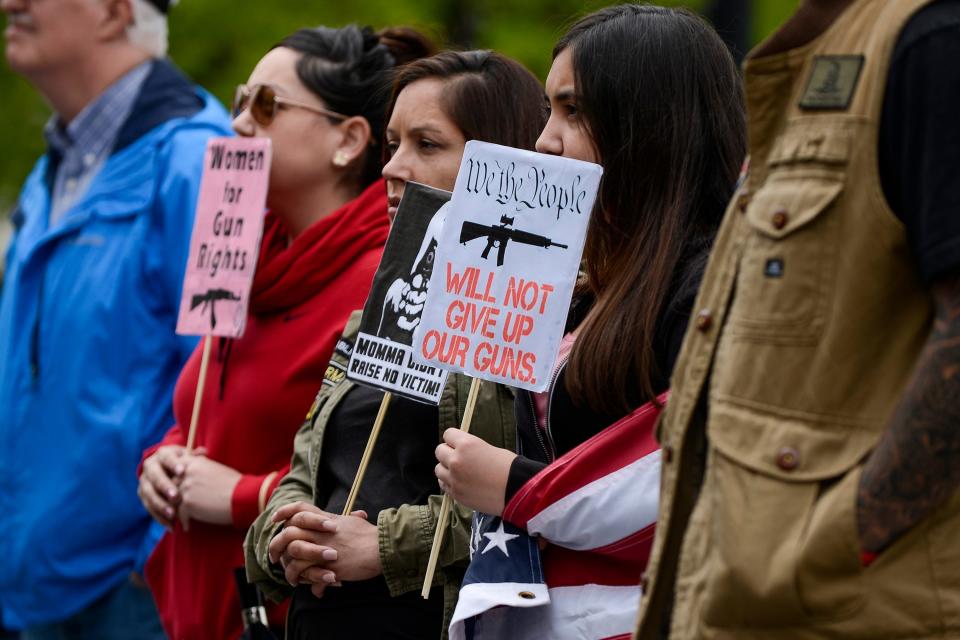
[138,445,240,530]
[268,502,381,598]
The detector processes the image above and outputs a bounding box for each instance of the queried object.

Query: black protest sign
[348,182,451,403]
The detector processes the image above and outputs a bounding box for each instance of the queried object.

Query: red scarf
[250,180,389,314]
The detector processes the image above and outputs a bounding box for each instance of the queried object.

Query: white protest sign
[347,182,451,403]
[412,141,601,392]
[176,137,271,338]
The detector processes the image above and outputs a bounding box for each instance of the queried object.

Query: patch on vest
[765,258,785,278]
[799,55,864,110]
[322,361,347,388]
[334,338,354,359]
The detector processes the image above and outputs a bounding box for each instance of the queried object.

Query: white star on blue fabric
[481,521,520,557]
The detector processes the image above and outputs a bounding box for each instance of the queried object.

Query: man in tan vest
[637,0,960,638]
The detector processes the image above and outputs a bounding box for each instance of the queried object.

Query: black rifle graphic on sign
[190,288,241,330]
[459,215,567,267]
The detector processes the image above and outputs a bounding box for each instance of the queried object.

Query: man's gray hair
[126,0,169,58]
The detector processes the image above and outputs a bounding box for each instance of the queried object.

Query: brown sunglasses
[232,84,349,126]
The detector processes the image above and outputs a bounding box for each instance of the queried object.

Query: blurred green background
[0,0,798,215]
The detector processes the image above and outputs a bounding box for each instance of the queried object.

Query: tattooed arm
[858,272,960,553]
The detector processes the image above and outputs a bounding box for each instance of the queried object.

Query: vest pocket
[794,463,865,618]
[699,446,865,628]
[729,171,844,343]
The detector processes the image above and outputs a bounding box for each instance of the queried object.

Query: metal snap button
[695,309,713,332]
[776,446,800,471]
[771,208,790,230]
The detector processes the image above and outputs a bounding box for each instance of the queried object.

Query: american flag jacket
[450,393,665,639]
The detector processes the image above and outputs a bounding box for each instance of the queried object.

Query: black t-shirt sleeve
[504,455,548,505]
[879,1,960,283]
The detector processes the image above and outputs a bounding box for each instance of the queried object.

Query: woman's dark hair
[385,50,546,152]
[558,4,746,413]
[277,25,435,188]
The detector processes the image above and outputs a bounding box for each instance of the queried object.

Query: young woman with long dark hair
[435,5,746,637]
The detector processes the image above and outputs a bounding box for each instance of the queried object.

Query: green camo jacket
[244,310,516,638]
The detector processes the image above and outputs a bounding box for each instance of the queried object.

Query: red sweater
[141,181,388,640]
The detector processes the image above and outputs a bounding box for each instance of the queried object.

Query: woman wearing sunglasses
[136,25,432,640]
[244,51,546,639]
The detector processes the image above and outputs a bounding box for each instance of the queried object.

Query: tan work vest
[637,1,960,638]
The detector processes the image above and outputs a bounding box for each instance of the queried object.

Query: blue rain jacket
[0,60,231,629]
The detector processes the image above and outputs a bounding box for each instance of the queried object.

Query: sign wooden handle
[422,493,453,598]
[342,392,393,516]
[185,336,213,453]
[421,377,483,598]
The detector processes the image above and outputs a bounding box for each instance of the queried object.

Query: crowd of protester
[1,0,958,638]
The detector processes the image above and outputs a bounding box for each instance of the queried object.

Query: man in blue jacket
[0,0,231,636]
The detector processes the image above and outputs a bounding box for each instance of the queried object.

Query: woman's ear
[332,116,373,170]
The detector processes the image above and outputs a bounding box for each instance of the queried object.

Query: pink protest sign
[176,137,272,337]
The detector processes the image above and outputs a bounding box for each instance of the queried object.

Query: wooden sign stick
[421,377,483,598]
[185,336,213,452]
[342,392,393,516]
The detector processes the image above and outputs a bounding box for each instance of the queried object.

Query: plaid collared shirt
[43,61,152,225]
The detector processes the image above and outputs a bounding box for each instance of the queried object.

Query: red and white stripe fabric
[450,392,665,640]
